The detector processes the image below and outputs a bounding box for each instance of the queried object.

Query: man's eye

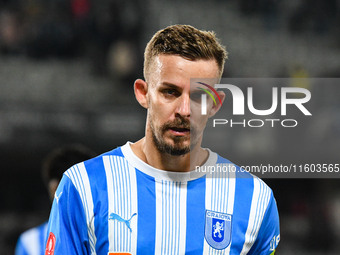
[163,90,178,96]
[190,92,203,102]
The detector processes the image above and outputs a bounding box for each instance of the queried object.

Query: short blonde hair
[144,24,228,81]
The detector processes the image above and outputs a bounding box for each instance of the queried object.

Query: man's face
[145,54,220,156]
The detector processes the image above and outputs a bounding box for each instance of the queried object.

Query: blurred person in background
[0,7,24,55]
[15,144,96,255]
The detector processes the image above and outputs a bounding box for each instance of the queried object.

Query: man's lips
[168,127,190,136]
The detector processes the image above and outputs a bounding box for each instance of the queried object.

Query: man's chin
[165,146,190,156]
[158,140,191,156]
[152,131,194,156]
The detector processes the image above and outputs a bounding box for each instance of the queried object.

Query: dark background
[0,0,340,254]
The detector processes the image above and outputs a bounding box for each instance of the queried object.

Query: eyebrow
[160,82,180,89]
[159,82,204,93]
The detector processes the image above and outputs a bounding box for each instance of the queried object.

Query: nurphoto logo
[197,81,312,128]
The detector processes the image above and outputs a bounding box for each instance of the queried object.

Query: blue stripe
[229,175,254,254]
[185,177,206,254]
[84,156,109,254]
[136,169,156,254]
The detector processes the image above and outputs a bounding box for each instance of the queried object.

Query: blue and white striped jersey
[46,142,280,255]
[15,222,48,255]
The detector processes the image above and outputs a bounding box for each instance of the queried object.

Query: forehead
[148,54,220,87]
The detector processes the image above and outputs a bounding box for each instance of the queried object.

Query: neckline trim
[121,142,217,182]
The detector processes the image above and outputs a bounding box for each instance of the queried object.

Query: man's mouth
[168,126,190,136]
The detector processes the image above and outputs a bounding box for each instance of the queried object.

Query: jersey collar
[121,142,217,182]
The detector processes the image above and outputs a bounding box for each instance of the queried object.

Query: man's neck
[130,137,208,172]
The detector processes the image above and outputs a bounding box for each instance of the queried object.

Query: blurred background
[0,0,339,254]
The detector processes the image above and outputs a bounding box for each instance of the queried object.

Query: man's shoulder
[213,153,273,193]
[90,145,126,163]
[64,144,127,175]
[61,143,132,193]
[214,153,252,178]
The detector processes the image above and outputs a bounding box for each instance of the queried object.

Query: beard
[150,115,198,156]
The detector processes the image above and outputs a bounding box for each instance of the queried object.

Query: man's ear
[208,91,225,118]
[134,79,148,108]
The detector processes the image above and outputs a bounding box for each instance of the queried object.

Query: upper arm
[46,175,90,254]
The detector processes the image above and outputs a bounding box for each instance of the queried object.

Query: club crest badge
[45,232,56,255]
[205,210,232,250]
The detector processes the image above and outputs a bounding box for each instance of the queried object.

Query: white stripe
[20,228,40,255]
[155,180,187,255]
[155,181,163,254]
[103,156,138,254]
[240,178,271,255]
[129,162,138,255]
[65,163,97,254]
[179,182,187,254]
[203,164,236,255]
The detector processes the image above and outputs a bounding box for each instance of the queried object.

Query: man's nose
[176,93,190,118]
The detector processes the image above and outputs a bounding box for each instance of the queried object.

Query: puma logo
[109,213,137,232]
[54,191,63,204]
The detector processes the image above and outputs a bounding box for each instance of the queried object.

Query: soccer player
[46,24,280,254]
[15,144,96,255]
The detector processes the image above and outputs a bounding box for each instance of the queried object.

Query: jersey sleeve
[46,174,90,254]
[248,192,280,255]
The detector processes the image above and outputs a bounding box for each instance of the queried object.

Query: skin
[132,54,225,172]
